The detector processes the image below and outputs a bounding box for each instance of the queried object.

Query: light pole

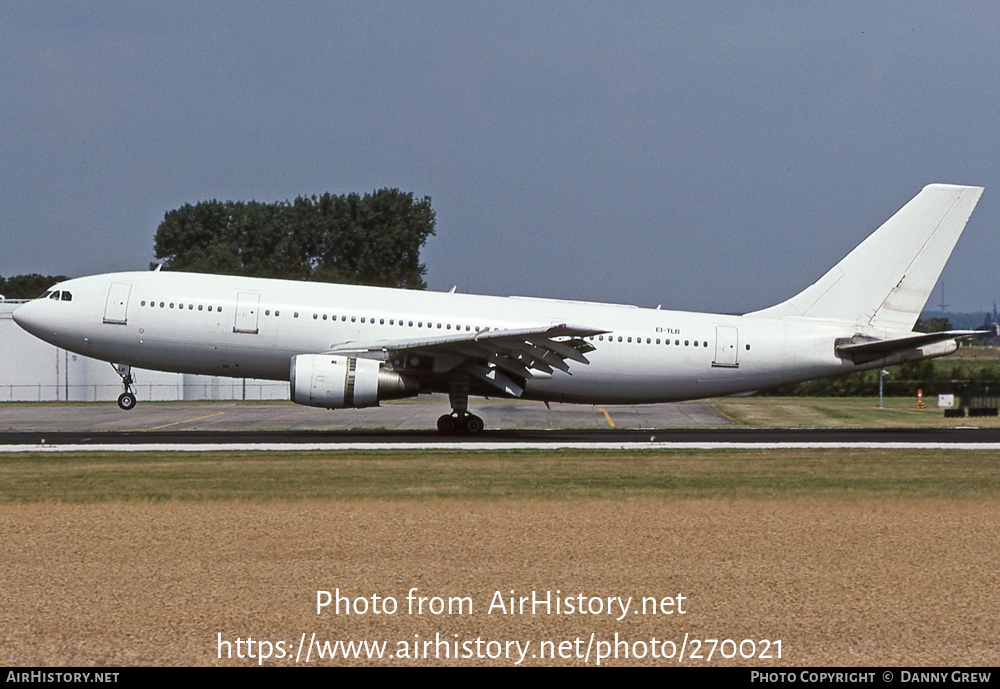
[879,369,889,408]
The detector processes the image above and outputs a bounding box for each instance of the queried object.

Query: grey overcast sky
[2,2,998,313]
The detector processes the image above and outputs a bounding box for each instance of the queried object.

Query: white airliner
[12,184,985,433]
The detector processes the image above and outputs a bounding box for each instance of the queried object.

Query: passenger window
[646,338,650,344]
[323,314,328,320]
[217,307,222,313]
[265,310,271,316]
[141,300,146,306]
[351,316,357,322]
[694,340,698,347]
[169,303,174,309]
[208,306,213,312]
[703,341,708,348]
[198,305,203,311]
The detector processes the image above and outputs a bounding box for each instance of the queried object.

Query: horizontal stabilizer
[836,330,983,364]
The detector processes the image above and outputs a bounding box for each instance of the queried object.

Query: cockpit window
[38,290,52,299]
[61,291,72,301]
[49,291,60,300]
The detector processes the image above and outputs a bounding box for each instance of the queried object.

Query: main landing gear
[113,363,137,410]
[436,411,485,435]
[437,376,485,435]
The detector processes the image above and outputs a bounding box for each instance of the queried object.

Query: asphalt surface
[0,398,727,432]
[3,426,1000,445]
[3,399,1000,445]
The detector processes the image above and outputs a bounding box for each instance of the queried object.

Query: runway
[3,427,1000,452]
[3,400,1000,450]
[0,398,728,432]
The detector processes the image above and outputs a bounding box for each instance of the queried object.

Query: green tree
[914,316,953,333]
[0,274,69,299]
[153,189,435,288]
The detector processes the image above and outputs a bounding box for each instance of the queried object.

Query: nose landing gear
[112,363,137,410]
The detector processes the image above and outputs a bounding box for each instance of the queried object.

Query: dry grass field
[2,449,999,666]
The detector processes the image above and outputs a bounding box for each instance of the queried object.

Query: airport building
[0,300,288,402]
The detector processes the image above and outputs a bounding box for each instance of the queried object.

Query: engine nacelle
[290,354,417,409]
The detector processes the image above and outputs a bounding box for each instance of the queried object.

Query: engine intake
[290,354,417,409]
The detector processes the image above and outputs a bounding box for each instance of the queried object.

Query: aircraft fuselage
[12,270,939,405]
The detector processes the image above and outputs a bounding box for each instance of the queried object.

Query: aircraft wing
[326,323,607,396]
[836,330,983,364]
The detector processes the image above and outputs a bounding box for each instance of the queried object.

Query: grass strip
[711,396,1000,428]
[2,448,999,503]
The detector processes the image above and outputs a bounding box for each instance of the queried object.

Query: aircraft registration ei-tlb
[13,184,985,434]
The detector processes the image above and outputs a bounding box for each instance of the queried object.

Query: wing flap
[326,323,606,396]
[464,363,525,397]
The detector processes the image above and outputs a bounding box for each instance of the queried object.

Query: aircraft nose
[12,301,41,336]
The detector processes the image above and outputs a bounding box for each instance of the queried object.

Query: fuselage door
[712,325,739,368]
[234,292,260,334]
[102,283,132,325]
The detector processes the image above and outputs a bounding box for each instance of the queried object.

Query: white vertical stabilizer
[748,184,984,334]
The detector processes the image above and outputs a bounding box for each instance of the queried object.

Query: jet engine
[290,354,418,409]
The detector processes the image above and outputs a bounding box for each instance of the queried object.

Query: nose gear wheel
[112,363,137,411]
